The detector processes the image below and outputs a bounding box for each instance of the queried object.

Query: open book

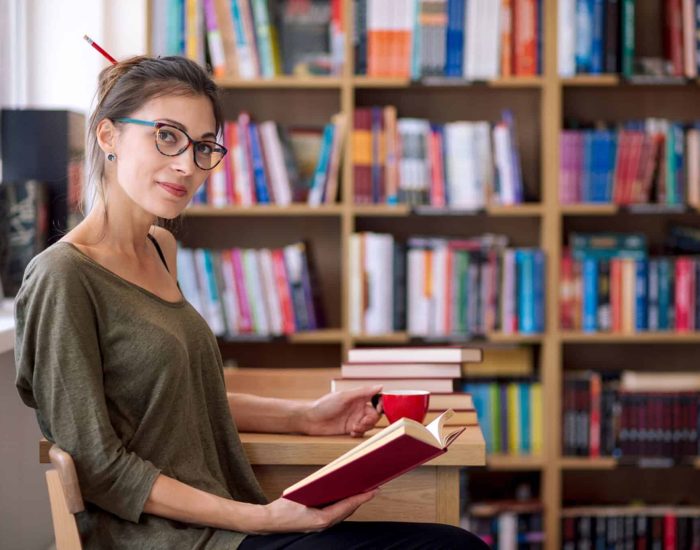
[282,410,467,507]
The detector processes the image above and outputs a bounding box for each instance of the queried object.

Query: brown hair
[84,55,223,239]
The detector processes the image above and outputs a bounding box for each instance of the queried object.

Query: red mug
[381,390,430,424]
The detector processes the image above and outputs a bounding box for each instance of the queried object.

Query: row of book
[562,370,700,458]
[559,121,700,206]
[461,379,543,456]
[151,0,344,78]
[350,232,545,336]
[192,112,346,207]
[353,107,525,207]
[176,242,325,338]
[558,0,635,77]
[562,508,700,549]
[466,501,544,549]
[354,0,542,79]
[561,231,700,332]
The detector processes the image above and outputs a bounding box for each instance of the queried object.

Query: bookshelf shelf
[352,204,544,217]
[218,329,345,345]
[487,332,544,344]
[351,333,543,345]
[560,75,620,87]
[214,76,343,89]
[351,332,411,344]
[487,454,544,471]
[183,205,345,217]
[559,204,618,215]
[559,332,700,344]
[352,76,543,89]
[559,457,618,470]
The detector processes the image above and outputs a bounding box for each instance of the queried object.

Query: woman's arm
[227,392,309,433]
[227,385,382,436]
[143,473,377,534]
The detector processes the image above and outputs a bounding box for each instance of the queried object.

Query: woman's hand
[301,385,383,437]
[248,490,379,534]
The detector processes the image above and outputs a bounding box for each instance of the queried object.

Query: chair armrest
[48,445,85,514]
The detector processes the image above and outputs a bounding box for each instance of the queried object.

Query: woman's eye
[157,129,177,143]
[196,143,213,155]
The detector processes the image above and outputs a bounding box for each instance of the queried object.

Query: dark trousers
[238,521,489,549]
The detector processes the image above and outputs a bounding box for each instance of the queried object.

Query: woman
[14,55,487,549]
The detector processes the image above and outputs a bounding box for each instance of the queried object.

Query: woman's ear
[96,118,118,155]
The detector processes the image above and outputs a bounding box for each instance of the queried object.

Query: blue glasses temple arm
[115,118,156,127]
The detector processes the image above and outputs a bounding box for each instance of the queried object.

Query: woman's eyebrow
[158,118,217,139]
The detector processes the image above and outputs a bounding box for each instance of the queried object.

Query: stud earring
[107,153,116,162]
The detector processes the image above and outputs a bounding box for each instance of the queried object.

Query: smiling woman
[13,54,487,550]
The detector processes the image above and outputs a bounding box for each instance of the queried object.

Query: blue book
[466,383,491,454]
[582,257,599,332]
[444,0,465,76]
[516,250,536,334]
[519,383,531,454]
[604,131,618,201]
[635,259,648,331]
[308,123,334,205]
[590,0,606,74]
[533,250,546,333]
[248,123,270,204]
[658,258,672,330]
[575,0,594,73]
[582,132,593,202]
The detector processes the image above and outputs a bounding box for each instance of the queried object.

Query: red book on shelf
[282,410,467,507]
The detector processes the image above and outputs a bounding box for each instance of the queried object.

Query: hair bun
[97,55,149,104]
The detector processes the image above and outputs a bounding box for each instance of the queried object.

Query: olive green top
[15,241,268,549]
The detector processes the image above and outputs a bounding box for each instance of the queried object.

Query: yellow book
[507,383,520,455]
[461,346,534,378]
[530,382,543,455]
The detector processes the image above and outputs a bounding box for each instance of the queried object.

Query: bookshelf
[146,1,700,548]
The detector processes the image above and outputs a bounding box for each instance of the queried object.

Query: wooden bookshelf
[146,1,700,547]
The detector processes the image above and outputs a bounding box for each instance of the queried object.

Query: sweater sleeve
[14,254,161,523]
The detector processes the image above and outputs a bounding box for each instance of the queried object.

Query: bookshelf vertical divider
[340,0,355,360]
[541,0,563,547]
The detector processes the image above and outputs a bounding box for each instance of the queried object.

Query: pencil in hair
[83,34,117,65]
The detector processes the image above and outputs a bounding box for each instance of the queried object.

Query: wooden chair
[45,445,84,550]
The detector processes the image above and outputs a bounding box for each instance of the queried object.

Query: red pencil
[83,34,117,65]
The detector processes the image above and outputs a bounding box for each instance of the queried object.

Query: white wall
[24,0,147,113]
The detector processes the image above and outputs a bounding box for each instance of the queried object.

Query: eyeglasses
[113,117,227,170]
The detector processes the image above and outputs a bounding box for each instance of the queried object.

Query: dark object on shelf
[0,181,50,296]
[1,109,85,245]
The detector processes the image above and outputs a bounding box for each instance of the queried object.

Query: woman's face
[109,93,217,220]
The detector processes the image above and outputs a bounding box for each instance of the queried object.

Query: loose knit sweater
[14,241,268,549]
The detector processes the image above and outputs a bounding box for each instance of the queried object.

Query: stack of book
[355,0,542,79]
[191,112,347,207]
[352,107,524,207]
[332,346,481,427]
[563,370,700,459]
[562,507,700,548]
[559,120,700,207]
[350,232,546,336]
[151,0,344,78]
[176,241,325,338]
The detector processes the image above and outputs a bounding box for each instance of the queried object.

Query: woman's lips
[158,182,187,197]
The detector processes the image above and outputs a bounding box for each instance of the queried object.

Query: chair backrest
[45,445,84,550]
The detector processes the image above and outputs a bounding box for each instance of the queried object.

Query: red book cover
[271,249,296,334]
[664,512,677,550]
[230,248,253,332]
[589,372,601,457]
[513,0,537,76]
[282,411,466,507]
[675,257,692,331]
[223,122,236,204]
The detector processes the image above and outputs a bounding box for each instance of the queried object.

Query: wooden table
[41,426,484,526]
